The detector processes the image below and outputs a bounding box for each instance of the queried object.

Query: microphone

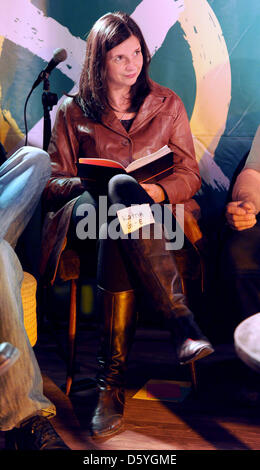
[32,48,67,90]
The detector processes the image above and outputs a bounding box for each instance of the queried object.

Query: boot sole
[90,421,124,440]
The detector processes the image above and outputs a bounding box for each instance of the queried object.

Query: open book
[77,145,173,185]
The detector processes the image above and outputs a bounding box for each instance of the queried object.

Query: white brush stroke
[131,0,185,55]
[0,0,84,83]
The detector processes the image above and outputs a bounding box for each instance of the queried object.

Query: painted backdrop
[0,0,259,221]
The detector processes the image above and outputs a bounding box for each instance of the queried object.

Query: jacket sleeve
[158,97,201,204]
[43,99,85,211]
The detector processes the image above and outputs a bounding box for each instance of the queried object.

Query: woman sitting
[41,11,214,439]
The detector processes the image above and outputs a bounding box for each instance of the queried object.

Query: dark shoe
[177,338,214,364]
[171,314,214,364]
[5,415,70,450]
[91,386,125,439]
[173,315,214,364]
[0,342,20,376]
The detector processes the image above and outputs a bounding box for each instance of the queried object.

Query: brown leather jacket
[40,80,202,284]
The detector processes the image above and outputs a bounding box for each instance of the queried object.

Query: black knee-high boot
[90,286,137,438]
[121,223,214,364]
[107,174,213,364]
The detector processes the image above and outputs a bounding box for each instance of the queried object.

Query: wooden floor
[1,318,260,453]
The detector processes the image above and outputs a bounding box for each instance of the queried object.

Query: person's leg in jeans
[0,147,68,449]
[0,342,20,377]
[0,146,50,247]
[0,146,50,374]
[0,240,55,429]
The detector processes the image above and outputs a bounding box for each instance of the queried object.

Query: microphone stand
[42,75,58,150]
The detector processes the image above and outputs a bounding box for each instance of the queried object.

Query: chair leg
[66,279,77,396]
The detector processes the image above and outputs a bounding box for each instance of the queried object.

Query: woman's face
[105,35,143,91]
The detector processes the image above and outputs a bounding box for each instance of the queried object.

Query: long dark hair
[76,12,151,122]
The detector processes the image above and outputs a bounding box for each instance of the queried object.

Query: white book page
[126,145,171,172]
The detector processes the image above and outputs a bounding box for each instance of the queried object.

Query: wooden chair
[50,248,97,396]
[52,248,83,395]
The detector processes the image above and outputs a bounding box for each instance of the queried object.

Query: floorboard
[1,322,260,453]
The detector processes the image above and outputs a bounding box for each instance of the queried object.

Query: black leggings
[68,174,178,292]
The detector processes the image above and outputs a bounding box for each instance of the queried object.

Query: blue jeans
[0,146,56,430]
